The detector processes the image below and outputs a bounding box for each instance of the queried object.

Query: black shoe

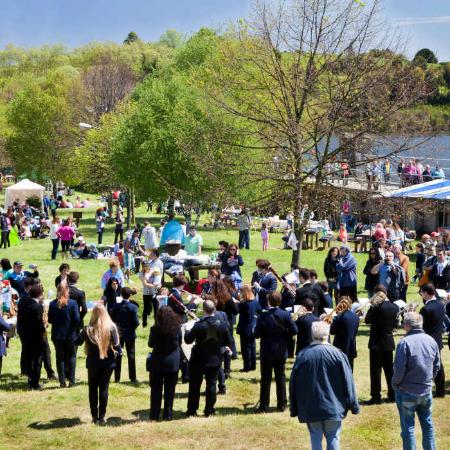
[185,411,197,418]
[277,405,286,412]
[434,393,445,398]
[60,382,67,388]
[365,398,382,405]
[204,410,216,417]
[225,372,231,379]
[48,374,58,381]
[98,418,106,425]
[142,323,147,328]
[68,381,76,388]
[92,417,98,424]
[255,408,268,414]
[218,389,226,395]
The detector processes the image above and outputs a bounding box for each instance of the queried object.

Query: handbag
[146,352,152,372]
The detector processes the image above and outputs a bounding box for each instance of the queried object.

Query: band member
[67,272,87,333]
[365,287,399,404]
[111,287,140,383]
[148,306,182,421]
[75,304,121,424]
[252,260,277,309]
[185,300,232,417]
[295,298,320,354]
[255,292,297,413]
[295,268,328,316]
[330,296,360,371]
[48,284,80,387]
[419,284,446,397]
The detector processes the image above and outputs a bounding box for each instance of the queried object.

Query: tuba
[322,296,352,324]
[292,305,308,321]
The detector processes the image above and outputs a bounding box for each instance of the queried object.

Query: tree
[159,29,184,49]
[203,0,430,265]
[124,31,140,45]
[414,48,438,64]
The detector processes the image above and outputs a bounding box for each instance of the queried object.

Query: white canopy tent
[4,179,45,208]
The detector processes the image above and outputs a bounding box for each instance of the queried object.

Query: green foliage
[123,31,140,45]
[159,29,185,49]
[414,48,438,64]
[26,195,42,208]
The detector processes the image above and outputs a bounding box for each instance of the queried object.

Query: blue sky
[0,0,449,61]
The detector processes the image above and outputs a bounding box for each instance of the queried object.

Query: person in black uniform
[429,249,450,291]
[148,306,182,421]
[111,287,140,383]
[185,300,232,417]
[17,282,46,389]
[295,298,320,354]
[364,287,399,403]
[75,304,121,424]
[67,271,87,333]
[330,296,360,371]
[295,268,328,316]
[254,292,298,412]
[48,284,80,387]
[252,259,278,309]
[420,284,446,397]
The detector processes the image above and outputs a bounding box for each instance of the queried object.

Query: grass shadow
[0,373,30,391]
[28,417,82,430]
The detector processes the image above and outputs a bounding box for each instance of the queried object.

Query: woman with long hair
[218,243,244,289]
[148,306,182,421]
[75,303,121,424]
[363,247,382,298]
[56,220,75,260]
[237,284,261,372]
[49,216,61,260]
[102,277,122,314]
[323,246,339,302]
[48,284,80,387]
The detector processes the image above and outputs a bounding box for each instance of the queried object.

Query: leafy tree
[442,62,450,87]
[414,48,438,64]
[159,29,184,49]
[124,31,140,45]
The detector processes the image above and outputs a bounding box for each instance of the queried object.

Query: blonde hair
[57,283,69,309]
[109,259,120,270]
[240,284,255,301]
[86,304,118,359]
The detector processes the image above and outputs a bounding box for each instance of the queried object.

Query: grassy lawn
[0,197,449,449]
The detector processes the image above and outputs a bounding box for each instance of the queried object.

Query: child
[261,223,269,251]
[339,223,347,243]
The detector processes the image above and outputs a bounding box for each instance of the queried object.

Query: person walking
[392,312,440,450]
[114,207,124,244]
[48,284,80,387]
[0,213,11,249]
[56,220,75,260]
[290,321,360,450]
[95,208,106,245]
[148,306,182,421]
[48,216,61,260]
[75,304,121,424]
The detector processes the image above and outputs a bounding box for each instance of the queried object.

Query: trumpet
[268,265,296,297]
[322,297,352,324]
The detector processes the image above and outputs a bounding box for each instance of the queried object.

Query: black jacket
[110,301,140,341]
[237,299,262,337]
[323,257,338,281]
[17,296,46,353]
[48,299,80,341]
[254,307,298,361]
[365,301,399,351]
[363,259,380,292]
[256,272,278,309]
[330,310,360,359]
[148,326,181,373]
[429,263,450,291]
[295,313,320,354]
[185,315,232,368]
[68,284,87,330]
[295,283,328,316]
[420,299,445,350]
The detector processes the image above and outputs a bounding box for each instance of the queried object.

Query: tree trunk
[126,189,131,231]
[130,187,135,224]
[168,197,175,216]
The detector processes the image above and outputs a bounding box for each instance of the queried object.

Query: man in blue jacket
[255,292,297,413]
[336,246,357,302]
[252,259,278,309]
[392,312,440,450]
[290,321,359,450]
[111,287,140,383]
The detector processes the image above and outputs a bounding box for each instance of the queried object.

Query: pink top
[57,225,75,241]
[261,229,269,240]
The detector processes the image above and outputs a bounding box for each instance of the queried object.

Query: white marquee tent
[4,179,45,208]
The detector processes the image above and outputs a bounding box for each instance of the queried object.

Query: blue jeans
[395,390,435,450]
[307,420,342,450]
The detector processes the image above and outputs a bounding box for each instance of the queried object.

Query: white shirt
[142,225,158,249]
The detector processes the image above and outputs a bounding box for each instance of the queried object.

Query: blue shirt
[290,343,359,423]
[392,329,440,396]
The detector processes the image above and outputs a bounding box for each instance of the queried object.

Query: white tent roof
[4,179,45,207]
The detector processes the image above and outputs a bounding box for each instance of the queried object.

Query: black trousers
[240,335,256,371]
[53,339,76,384]
[369,349,394,400]
[20,337,28,375]
[0,230,10,248]
[259,359,287,410]
[61,240,71,252]
[114,338,136,382]
[88,367,113,420]
[435,351,446,397]
[238,229,250,249]
[149,371,178,420]
[0,356,3,375]
[97,231,103,245]
[142,295,159,327]
[51,238,59,259]
[339,286,358,302]
[43,335,55,377]
[114,226,123,244]
[23,343,44,389]
[187,363,220,415]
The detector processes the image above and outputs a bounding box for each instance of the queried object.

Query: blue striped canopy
[386,179,450,199]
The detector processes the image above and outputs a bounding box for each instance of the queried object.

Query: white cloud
[396,16,450,26]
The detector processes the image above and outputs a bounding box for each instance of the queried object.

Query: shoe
[98,418,106,425]
[185,411,197,418]
[60,382,67,388]
[130,379,139,384]
[218,389,226,395]
[434,393,445,398]
[277,405,286,412]
[204,410,216,417]
[142,323,147,328]
[68,382,76,388]
[365,398,382,405]
[225,372,232,379]
[255,408,268,414]
[92,417,98,424]
[48,374,58,381]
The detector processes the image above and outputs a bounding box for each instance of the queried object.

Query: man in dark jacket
[364,288,399,403]
[429,249,450,291]
[254,292,298,413]
[290,321,359,449]
[67,271,87,332]
[330,297,360,371]
[295,268,328,316]
[252,259,277,309]
[419,284,446,397]
[111,287,140,383]
[295,298,320,354]
[185,300,232,417]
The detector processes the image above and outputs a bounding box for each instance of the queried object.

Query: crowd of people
[0,209,449,449]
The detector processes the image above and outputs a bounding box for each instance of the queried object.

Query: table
[164,263,222,282]
[354,234,371,253]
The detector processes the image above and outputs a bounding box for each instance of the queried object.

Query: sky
[0,0,449,61]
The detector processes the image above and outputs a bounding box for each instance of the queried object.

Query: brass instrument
[322,297,352,324]
[268,265,297,296]
[168,293,199,321]
[292,305,308,321]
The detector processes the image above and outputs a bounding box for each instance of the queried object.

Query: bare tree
[206,0,432,264]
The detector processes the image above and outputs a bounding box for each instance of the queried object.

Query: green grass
[0,198,449,450]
